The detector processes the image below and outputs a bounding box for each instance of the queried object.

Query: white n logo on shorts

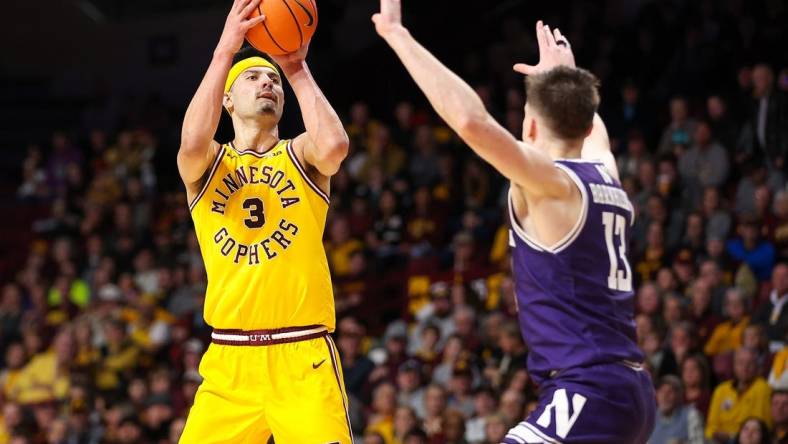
[536,389,587,439]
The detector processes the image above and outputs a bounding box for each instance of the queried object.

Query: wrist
[279,60,307,76]
[381,25,409,42]
[213,46,237,60]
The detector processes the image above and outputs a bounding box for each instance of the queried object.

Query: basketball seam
[259,4,288,54]
[292,0,315,27]
[281,0,304,49]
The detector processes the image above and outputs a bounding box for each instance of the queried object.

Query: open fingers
[513,63,536,75]
[554,28,569,47]
[543,24,557,47]
[535,20,548,53]
[235,0,253,13]
[243,13,266,28]
[240,0,261,18]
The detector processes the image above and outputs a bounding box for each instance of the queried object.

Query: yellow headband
[224,56,280,93]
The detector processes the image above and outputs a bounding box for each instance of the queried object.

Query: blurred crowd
[2,0,788,443]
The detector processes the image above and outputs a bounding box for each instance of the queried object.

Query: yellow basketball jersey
[189,139,334,331]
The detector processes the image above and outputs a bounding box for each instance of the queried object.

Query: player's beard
[257,101,277,115]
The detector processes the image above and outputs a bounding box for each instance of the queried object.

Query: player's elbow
[315,139,349,176]
[454,113,489,140]
[314,148,346,176]
[322,134,350,167]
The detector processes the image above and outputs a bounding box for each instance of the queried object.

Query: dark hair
[525,66,600,139]
[734,417,771,444]
[233,46,275,67]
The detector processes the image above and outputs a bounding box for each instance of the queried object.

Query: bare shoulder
[181,140,223,204]
[289,133,331,195]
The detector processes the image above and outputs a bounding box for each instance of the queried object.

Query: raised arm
[372,1,572,198]
[512,23,619,182]
[271,47,349,177]
[177,0,265,190]
[582,114,620,181]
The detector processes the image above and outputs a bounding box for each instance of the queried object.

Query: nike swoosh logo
[312,359,326,369]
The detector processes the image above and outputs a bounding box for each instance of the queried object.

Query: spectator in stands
[741,324,774,379]
[422,384,448,440]
[705,288,751,358]
[393,405,419,444]
[727,214,776,282]
[706,347,772,442]
[679,120,730,193]
[688,278,722,344]
[483,413,508,444]
[11,327,73,405]
[700,259,731,317]
[771,390,788,444]
[770,337,788,390]
[682,354,713,417]
[617,130,651,179]
[659,97,696,155]
[701,188,733,247]
[772,191,788,258]
[738,64,788,171]
[464,386,496,444]
[649,375,705,444]
[733,417,771,444]
[706,95,738,151]
[753,262,788,346]
[442,409,467,444]
[366,382,397,443]
[483,323,526,391]
[337,316,375,400]
[447,361,475,418]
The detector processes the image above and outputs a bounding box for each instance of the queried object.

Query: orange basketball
[246,0,318,55]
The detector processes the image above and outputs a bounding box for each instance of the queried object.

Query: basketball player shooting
[176,0,352,442]
[374,1,656,442]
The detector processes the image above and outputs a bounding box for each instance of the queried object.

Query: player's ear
[527,117,538,142]
[223,92,233,113]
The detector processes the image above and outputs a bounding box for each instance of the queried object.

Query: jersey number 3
[602,212,632,291]
[243,198,265,228]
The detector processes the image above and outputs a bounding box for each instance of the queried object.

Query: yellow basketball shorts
[179,325,353,444]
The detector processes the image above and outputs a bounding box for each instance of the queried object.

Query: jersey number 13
[602,211,632,291]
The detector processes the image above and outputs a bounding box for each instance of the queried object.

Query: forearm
[382,27,487,132]
[181,49,234,151]
[284,63,348,149]
[380,29,540,186]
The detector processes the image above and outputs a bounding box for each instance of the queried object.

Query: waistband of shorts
[211,325,328,346]
[548,360,645,378]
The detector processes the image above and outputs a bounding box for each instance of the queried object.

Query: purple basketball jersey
[509,159,643,384]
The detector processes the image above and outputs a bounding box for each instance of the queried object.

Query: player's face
[228,67,285,122]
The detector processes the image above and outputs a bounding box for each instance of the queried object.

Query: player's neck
[539,137,583,160]
[232,119,280,153]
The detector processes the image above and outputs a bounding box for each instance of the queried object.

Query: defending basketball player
[374,1,655,443]
[176,0,352,442]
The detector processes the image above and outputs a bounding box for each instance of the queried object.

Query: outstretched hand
[372,0,405,38]
[216,0,267,55]
[513,21,576,76]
